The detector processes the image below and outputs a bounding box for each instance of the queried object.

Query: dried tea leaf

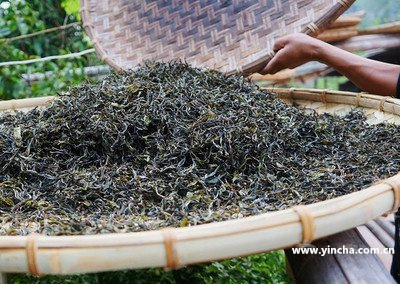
[0,61,399,236]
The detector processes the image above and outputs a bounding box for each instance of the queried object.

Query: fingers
[259,36,290,75]
[273,36,289,52]
[260,49,286,75]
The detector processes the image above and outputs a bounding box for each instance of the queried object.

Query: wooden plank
[285,238,347,284]
[332,230,394,283]
[366,221,394,248]
[286,229,395,283]
[356,226,393,271]
[375,217,395,239]
[387,214,395,224]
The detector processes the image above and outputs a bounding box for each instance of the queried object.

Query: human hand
[260,34,324,75]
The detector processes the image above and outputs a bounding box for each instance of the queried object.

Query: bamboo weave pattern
[81,0,347,74]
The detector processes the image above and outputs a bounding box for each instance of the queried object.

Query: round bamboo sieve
[80,0,355,76]
[0,88,400,275]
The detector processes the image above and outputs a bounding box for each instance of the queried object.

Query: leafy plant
[61,0,80,20]
[10,251,290,284]
[0,0,99,99]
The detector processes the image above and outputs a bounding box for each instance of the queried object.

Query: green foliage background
[0,0,98,99]
[348,0,400,28]
[11,252,289,284]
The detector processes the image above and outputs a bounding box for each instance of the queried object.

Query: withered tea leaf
[0,61,399,236]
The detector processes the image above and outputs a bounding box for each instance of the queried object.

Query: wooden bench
[286,214,397,283]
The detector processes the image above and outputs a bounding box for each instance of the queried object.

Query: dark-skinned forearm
[315,42,400,96]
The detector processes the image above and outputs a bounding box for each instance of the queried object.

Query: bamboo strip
[270,88,400,115]
[0,88,398,275]
[376,217,395,239]
[249,69,294,81]
[3,22,79,43]
[329,15,362,28]
[359,21,400,36]
[317,26,359,42]
[356,226,393,271]
[0,96,54,111]
[0,50,95,67]
[365,221,394,249]
[303,0,356,37]
[22,65,110,83]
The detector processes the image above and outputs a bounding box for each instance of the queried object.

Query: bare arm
[261,34,400,97]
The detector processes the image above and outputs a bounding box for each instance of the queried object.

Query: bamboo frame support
[0,88,399,275]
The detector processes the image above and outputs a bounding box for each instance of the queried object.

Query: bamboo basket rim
[80,0,354,76]
[1,88,400,275]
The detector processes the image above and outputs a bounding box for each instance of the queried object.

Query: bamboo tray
[1,88,400,275]
[80,0,355,76]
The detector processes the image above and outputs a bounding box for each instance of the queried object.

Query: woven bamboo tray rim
[1,88,400,275]
[272,88,400,113]
[80,0,354,76]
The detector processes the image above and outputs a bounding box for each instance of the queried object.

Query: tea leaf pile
[0,61,399,235]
